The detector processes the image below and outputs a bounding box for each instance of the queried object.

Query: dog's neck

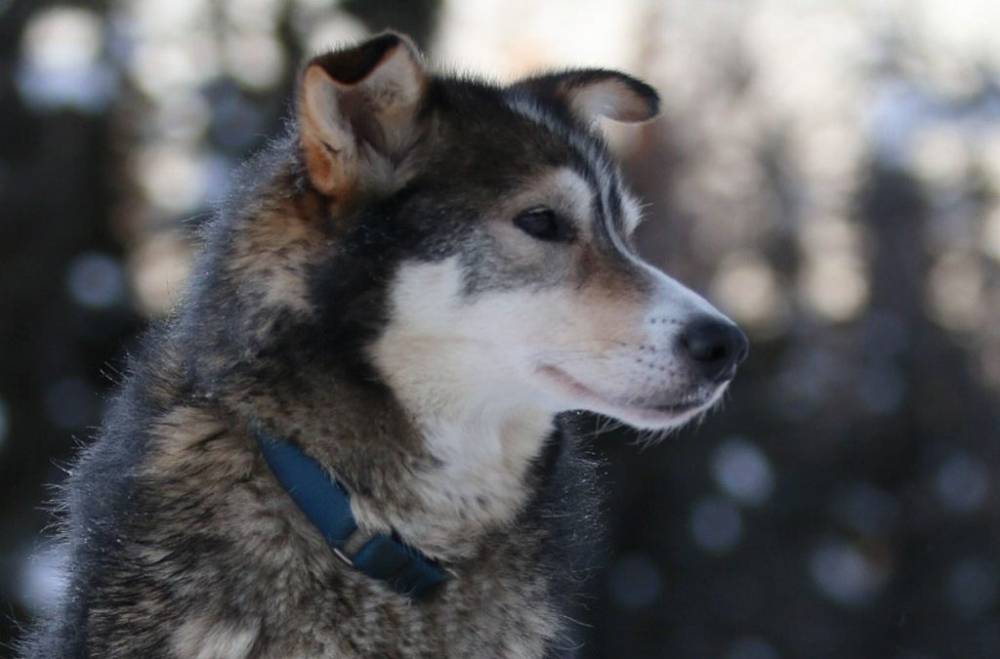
[361,368,557,560]
[375,384,554,548]
[218,345,557,563]
[359,327,560,559]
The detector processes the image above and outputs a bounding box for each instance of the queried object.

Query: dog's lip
[536,364,704,418]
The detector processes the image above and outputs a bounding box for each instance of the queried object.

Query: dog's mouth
[536,364,713,426]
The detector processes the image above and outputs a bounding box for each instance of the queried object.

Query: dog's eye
[513,207,573,242]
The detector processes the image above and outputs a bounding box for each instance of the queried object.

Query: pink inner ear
[569,78,658,123]
[296,33,427,198]
[311,33,403,86]
[511,70,659,125]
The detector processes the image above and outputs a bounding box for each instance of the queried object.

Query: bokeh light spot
[711,253,787,336]
[224,32,285,91]
[935,453,990,513]
[946,558,997,618]
[911,125,971,189]
[19,544,67,615]
[301,12,368,57]
[691,497,743,554]
[136,145,210,214]
[799,252,869,323]
[608,552,663,610]
[17,6,114,111]
[927,250,985,331]
[711,437,776,507]
[224,0,284,32]
[129,233,193,316]
[809,541,887,606]
[67,252,126,310]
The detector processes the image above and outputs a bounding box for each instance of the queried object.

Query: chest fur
[86,422,571,658]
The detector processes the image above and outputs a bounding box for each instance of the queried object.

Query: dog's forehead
[515,124,642,240]
[500,95,642,235]
[421,78,642,235]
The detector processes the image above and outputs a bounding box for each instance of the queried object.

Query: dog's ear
[297,32,426,200]
[512,70,660,124]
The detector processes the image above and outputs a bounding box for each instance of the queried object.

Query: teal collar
[254,428,449,599]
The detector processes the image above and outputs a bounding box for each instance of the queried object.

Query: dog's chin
[536,365,725,431]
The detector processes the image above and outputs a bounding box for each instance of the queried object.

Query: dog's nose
[678,316,749,383]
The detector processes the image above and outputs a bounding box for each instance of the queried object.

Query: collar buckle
[332,547,354,567]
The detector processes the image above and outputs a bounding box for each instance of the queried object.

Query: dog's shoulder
[17,325,189,657]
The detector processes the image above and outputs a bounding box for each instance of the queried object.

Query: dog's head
[212,32,747,435]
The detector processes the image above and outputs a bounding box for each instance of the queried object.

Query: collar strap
[254,428,449,599]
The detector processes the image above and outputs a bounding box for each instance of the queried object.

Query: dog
[21,32,747,658]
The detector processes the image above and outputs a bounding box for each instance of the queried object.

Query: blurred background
[1,0,999,657]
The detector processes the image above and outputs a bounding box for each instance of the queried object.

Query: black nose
[678,316,749,383]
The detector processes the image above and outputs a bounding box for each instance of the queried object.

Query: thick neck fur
[366,338,557,558]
